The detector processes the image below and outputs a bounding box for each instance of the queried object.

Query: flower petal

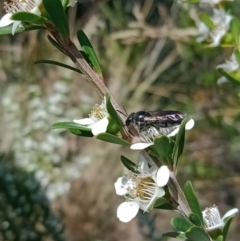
[91,117,108,135]
[186,119,195,130]
[73,118,94,125]
[144,187,165,212]
[114,177,128,196]
[130,142,153,150]
[12,21,21,35]
[167,127,179,137]
[156,165,170,187]
[31,6,41,15]
[117,202,139,222]
[0,13,14,27]
[205,222,224,231]
[137,154,149,171]
[222,208,239,221]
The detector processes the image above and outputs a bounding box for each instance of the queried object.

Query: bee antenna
[117,109,128,117]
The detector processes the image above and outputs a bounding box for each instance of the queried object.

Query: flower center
[4,0,38,14]
[203,205,222,228]
[123,173,157,202]
[90,104,108,121]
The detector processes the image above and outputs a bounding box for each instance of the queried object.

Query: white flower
[114,154,170,222]
[216,53,240,84]
[73,97,109,136]
[202,205,238,231]
[197,9,232,47]
[130,119,195,150]
[0,0,42,35]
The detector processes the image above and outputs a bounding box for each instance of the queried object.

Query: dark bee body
[126,110,185,132]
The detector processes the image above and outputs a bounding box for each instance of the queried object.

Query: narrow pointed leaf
[162,232,186,239]
[218,69,240,85]
[0,25,44,35]
[222,217,233,241]
[216,235,224,241]
[199,12,215,29]
[189,213,202,227]
[77,30,102,75]
[35,60,82,73]
[11,12,48,24]
[154,136,174,165]
[186,227,211,241]
[95,133,130,146]
[184,181,204,226]
[105,94,123,131]
[187,0,200,2]
[153,197,173,210]
[62,0,69,8]
[231,18,240,49]
[120,155,138,173]
[171,217,193,232]
[148,149,159,158]
[43,0,69,38]
[52,122,92,131]
[173,116,191,170]
[69,128,93,137]
[47,35,66,54]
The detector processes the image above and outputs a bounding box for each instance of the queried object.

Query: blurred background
[0,0,240,240]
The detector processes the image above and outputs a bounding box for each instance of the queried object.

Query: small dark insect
[126,110,186,133]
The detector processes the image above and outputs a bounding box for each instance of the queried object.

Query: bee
[126,110,185,136]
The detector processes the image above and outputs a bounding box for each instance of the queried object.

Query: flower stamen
[4,0,38,14]
[203,205,222,228]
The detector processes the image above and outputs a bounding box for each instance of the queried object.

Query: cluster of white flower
[1,80,88,200]
[217,52,240,84]
[197,9,232,47]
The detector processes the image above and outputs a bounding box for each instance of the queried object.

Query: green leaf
[184,181,204,226]
[189,213,202,227]
[47,35,66,54]
[95,133,130,146]
[77,30,102,74]
[186,227,211,241]
[222,216,233,241]
[11,12,48,24]
[62,0,69,8]
[120,155,138,173]
[216,235,224,241]
[162,232,186,240]
[152,197,169,209]
[231,18,240,49]
[171,217,193,232]
[52,122,93,137]
[199,12,215,29]
[69,128,93,137]
[0,25,44,35]
[148,148,159,158]
[218,69,240,85]
[173,116,191,170]
[34,60,82,73]
[43,0,69,38]
[52,122,91,131]
[187,0,200,3]
[105,94,123,132]
[154,136,174,165]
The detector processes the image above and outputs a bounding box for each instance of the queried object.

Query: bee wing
[147,110,186,121]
